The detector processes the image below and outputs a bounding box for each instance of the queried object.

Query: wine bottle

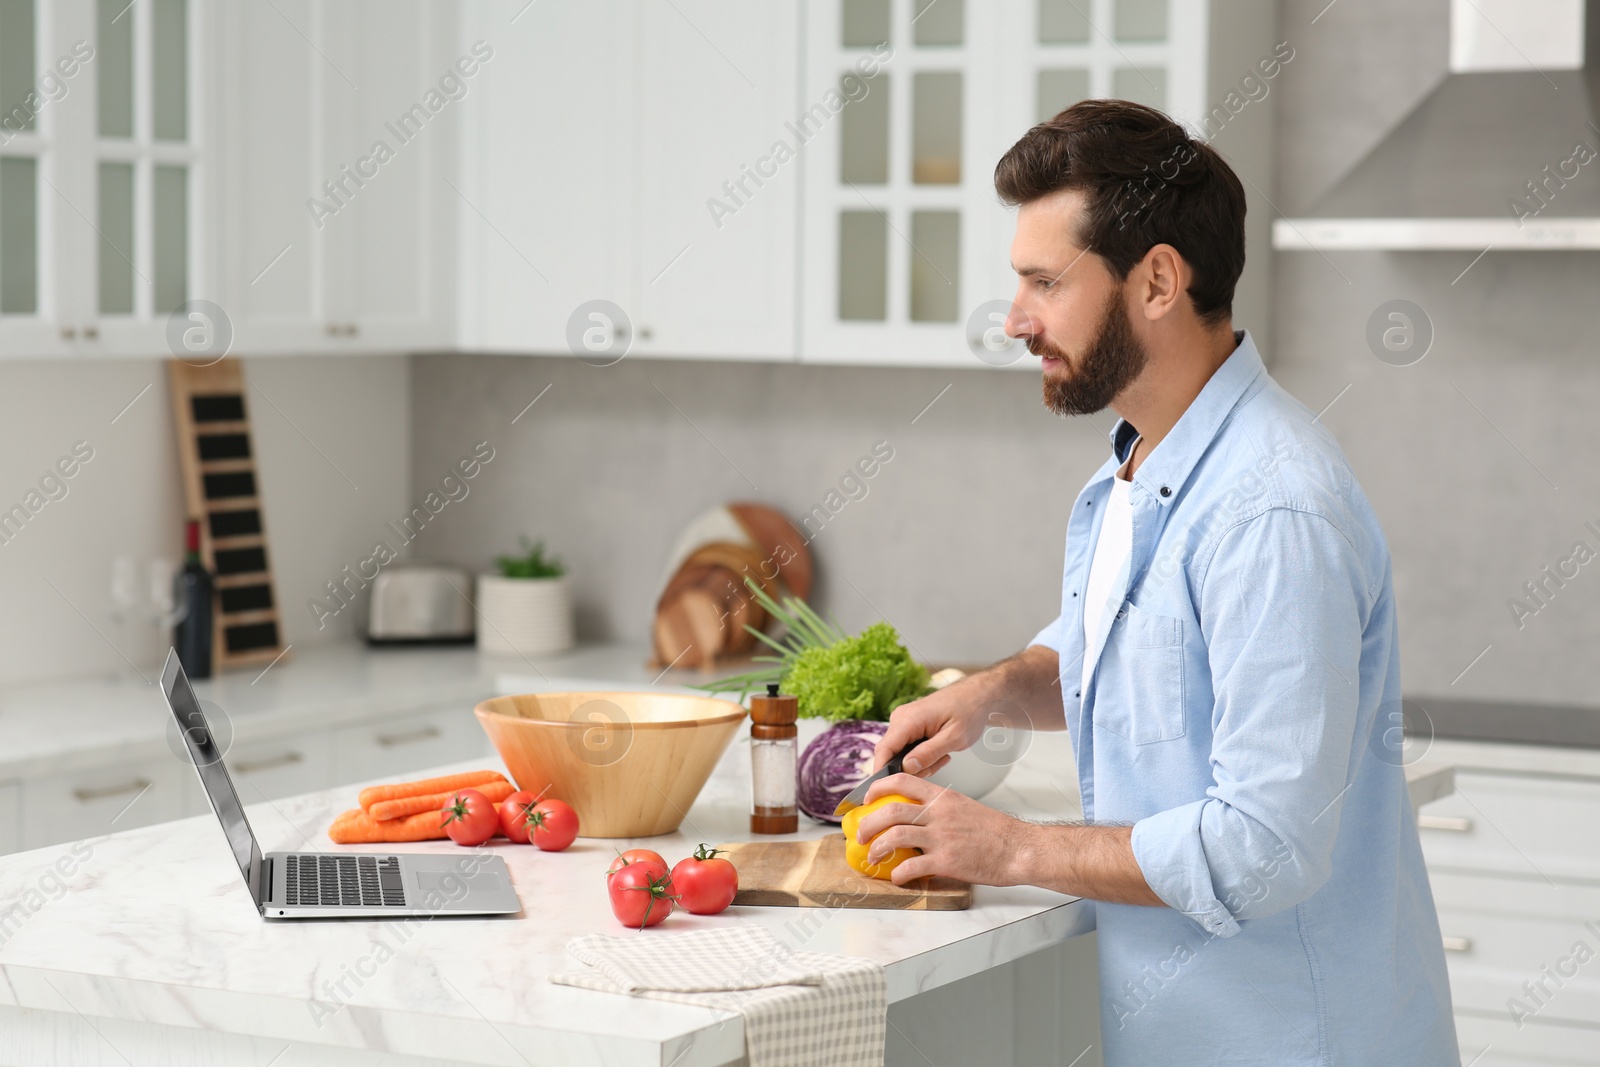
[174,518,214,678]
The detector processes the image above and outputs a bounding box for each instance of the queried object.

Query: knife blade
[834,740,922,817]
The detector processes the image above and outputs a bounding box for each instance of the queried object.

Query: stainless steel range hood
[1275,0,1600,250]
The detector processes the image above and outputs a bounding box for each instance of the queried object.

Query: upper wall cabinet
[216,0,456,356]
[800,0,1278,367]
[1,0,1274,366]
[0,0,209,359]
[456,0,801,362]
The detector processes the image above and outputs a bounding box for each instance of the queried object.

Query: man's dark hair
[994,99,1245,327]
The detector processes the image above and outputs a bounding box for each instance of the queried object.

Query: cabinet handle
[1441,936,1473,953]
[60,327,77,341]
[638,326,653,340]
[233,752,303,775]
[83,324,99,340]
[376,724,441,748]
[73,778,152,803]
[1417,814,1472,832]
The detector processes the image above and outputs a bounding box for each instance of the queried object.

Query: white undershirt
[1081,455,1136,697]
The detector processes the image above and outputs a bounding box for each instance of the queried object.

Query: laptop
[161,650,520,920]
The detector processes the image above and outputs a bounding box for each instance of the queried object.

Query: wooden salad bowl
[474,691,747,837]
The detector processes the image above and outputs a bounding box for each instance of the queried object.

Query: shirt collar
[1107,329,1267,507]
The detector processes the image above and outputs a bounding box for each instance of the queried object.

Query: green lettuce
[695,578,931,721]
[783,622,931,722]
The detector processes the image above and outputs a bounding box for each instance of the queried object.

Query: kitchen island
[0,641,1456,1067]
[0,724,1106,1067]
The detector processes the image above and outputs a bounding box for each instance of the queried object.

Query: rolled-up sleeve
[1029,613,1065,654]
[1130,506,1371,938]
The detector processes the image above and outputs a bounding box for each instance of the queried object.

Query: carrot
[369,779,516,822]
[357,770,507,812]
[328,807,450,844]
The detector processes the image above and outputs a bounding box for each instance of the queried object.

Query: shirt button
[1074,691,1081,698]
[1160,485,1172,497]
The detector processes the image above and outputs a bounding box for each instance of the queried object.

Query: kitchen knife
[834,740,922,817]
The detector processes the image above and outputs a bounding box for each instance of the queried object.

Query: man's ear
[1136,243,1188,321]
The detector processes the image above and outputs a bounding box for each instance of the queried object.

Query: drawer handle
[376,725,441,748]
[1441,936,1473,953]
[233,752,303,775]
[72,778,152,803]
[1417,815,1472,833]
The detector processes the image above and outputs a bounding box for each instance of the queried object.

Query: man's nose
[1004,302,1035,340]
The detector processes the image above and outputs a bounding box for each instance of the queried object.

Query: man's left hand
[854,773,1030,887]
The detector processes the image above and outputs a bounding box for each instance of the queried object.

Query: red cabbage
[796,719,890,823]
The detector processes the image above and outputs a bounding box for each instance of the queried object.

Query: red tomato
[441,789,498,847]
[527,799,579,851]
[670,843,739,915]
[498,791,540,844]
[608,861,675,929]
[607,848,667,877]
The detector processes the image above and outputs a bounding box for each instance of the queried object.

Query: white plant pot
[475,574,574,656]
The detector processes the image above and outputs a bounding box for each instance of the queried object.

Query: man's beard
[1032,287,1149,417]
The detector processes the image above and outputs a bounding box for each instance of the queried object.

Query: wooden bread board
[715,834,971,911]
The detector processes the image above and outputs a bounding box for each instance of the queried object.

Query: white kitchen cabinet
[1413,743,1600,1065]
[1432,872,1600,1022]
[627,1,801,360]
[799,0,1275,368]
[799,0,1016,367]
[1455,1013,1600,1066]
[219,731,332,805]
[1420,771,1600,884]
[330,702,494,786]
[0,0,208,359]
[458,0,800,361]
[20,754,197,850]
[216,0,454,355]
[0,782,19,855]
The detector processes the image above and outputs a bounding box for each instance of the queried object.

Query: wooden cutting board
[715,834,972,911]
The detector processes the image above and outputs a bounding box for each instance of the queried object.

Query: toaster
[364,566,475,644]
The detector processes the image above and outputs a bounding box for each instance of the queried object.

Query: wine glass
[148,558,189,634]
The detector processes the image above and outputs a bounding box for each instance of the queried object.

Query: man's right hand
[872,644,1066,776]
[873,682,986,777]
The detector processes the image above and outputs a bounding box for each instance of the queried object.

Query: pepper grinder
[749,683,798,834]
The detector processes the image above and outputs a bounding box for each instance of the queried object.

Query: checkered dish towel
[550,924,886,1067]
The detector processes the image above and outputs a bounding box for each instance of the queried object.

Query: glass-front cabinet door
[0,0,201,358]
[89,0,201,354]
[802,0,1014,366]
[801,0,1208,368]
[0,0,78,354]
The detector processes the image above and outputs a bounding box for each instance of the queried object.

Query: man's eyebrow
[1012,247,1093,282]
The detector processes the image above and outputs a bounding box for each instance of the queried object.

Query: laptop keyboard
[283,854,407,907]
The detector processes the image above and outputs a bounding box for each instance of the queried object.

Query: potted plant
[699,579,1017,822]
[476,538,574,656]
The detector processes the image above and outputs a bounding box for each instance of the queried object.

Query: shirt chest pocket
[1092,602,1187,745]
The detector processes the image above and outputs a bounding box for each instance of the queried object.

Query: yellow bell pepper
[842,793,920,880]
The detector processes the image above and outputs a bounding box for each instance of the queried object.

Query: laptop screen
[161,651,263,904]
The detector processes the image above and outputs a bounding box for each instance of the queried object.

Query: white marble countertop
[0,724,1095,1066]
[0,642,1458,1065]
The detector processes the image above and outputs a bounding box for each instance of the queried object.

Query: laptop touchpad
[416,871,505,895]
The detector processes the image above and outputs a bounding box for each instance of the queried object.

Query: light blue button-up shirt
[1031,330,1458,1066]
